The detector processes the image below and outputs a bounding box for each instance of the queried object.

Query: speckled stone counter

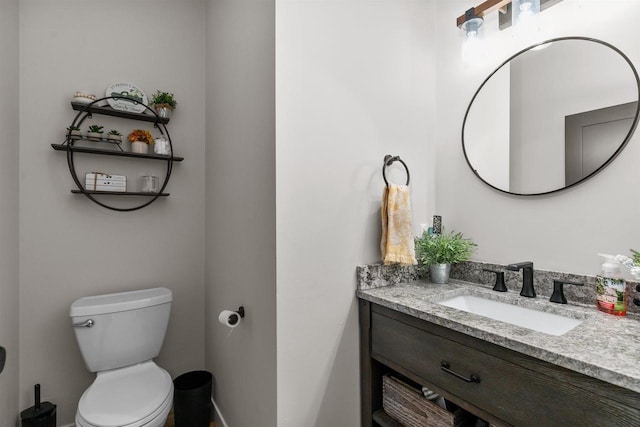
[357,277,640,393]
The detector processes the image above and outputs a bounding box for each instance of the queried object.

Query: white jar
[154,137,170,156]
[140,173,159,193]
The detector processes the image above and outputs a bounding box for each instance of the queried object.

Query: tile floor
[163,412,215,427]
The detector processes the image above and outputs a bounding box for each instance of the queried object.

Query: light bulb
[460,15,484,65]
[513,0,540,41]
[520,1,532,12]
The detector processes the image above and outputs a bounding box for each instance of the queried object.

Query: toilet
[70,287,174,427]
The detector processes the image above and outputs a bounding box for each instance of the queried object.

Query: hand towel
[381,184,417,265]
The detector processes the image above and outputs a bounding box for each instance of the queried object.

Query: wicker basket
[382,375,463,427]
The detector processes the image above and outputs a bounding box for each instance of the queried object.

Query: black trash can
[173,371,212,427]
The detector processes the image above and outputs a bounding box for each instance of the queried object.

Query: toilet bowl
[75,361,173,427]
[70,288,173,427]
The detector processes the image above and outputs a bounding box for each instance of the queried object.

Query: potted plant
[128,129,154,154]
[610,250,640,281]
[414,229,477,284]
[150,90,177,118]
[106,129,122,143]
[628,249,640,280]
[66,126,82,140]
[87,125,104,141]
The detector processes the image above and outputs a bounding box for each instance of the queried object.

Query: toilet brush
[20,384,56,427]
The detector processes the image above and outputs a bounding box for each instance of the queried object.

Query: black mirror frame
[461,36,640,197]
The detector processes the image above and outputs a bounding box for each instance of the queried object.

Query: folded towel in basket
[381,184,417,266]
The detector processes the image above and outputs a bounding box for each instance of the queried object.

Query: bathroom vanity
[358,280,640,427]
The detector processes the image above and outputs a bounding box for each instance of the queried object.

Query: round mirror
[462,37,640,196]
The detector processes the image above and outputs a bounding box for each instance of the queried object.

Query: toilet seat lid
[78,361,172,427]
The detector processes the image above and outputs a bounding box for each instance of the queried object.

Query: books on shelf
[85,172,127,191]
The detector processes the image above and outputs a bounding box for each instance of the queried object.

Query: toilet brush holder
[20,384,56,427]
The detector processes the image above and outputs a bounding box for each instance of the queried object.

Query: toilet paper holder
[228,306,245,326]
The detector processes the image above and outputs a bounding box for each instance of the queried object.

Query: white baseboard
[212,397,229,427]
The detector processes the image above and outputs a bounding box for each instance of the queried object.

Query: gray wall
[0,0,20,425]
[205,1,277,426]
[18,1,206,424]
[275,1,436,425]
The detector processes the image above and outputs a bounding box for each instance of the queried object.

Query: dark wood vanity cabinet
[359,299,640,427]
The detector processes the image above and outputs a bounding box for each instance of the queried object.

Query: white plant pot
[68,130,82,140]
[130,141,149,154]
[87,132,103,141]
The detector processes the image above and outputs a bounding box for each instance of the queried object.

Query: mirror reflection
[462,37,639,195]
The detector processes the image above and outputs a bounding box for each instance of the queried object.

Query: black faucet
[506,262,535,297]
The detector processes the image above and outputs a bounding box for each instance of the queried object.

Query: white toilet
[70,287,174,427]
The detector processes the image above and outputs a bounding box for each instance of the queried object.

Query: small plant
[66,125,82,140]
[150,90,177,109]
[106,129,122,143]
[414,229,476,266]
[128,129,154,144]
[88,125,104,134]
[611,251,640,281]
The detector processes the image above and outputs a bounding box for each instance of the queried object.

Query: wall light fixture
[456,0,511,29]
[512,0,541,39]
[457,0,562,57]
[460,8,487,64]
[457,0,561,28]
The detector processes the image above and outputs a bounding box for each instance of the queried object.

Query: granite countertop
[357,278,640,393]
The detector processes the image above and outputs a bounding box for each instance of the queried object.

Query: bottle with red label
[596,254,627,316]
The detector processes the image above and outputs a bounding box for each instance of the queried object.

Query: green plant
[631,249,640,266]
[107,129,121,136]
[67,126,80,131]
[150,90,177,109]
[414,229,476,266]
[88,125,104,133]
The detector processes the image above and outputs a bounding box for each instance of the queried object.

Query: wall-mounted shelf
[51,143,184,162]
[53,96,183,212]
[70,101,170,124]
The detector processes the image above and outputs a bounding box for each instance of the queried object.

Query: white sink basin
[437,294,582,336]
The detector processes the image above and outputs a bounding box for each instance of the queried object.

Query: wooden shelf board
[71,101,170,124]
[71,190,170,196]
[52,143,183,162]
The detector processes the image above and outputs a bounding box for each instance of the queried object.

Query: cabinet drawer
[371,309,640,427]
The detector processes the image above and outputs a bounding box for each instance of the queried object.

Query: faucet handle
[550,279,583,304]
[483,269,507,292]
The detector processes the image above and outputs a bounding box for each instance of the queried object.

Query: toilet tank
[70,287,172,372]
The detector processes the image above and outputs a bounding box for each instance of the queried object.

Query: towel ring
[382,155,410,186]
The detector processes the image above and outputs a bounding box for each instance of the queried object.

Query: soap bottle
[595,254,627,316]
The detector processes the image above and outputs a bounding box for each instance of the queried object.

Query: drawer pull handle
[440,361,481,384]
